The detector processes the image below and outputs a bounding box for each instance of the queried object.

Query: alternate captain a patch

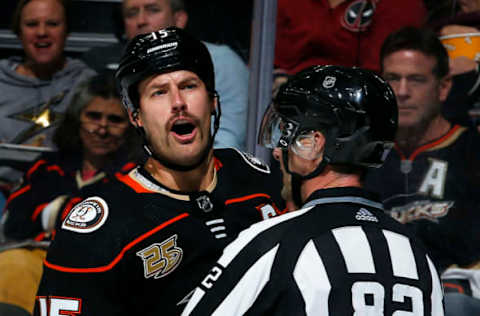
[62,196,109,233]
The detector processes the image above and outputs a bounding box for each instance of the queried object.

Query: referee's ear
[312,131,326,162]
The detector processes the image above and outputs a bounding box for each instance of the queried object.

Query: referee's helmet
[258,65,398,168]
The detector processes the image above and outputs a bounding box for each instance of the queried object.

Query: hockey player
[33,27,284,316]
[182,65,444,315]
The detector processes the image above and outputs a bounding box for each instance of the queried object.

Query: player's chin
[179,141,212,163]
[176,148,207,165]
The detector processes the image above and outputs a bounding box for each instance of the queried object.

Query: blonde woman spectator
[0,0,95,186]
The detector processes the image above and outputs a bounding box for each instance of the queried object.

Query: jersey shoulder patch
[61,196,109,233]
[232,148,270,174]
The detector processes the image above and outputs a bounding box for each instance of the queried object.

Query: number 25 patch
[136,235,183,279]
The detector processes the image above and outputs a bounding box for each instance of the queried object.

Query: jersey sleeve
[3,158,67,241]
[218,148,287,213]
[33,196,129,316]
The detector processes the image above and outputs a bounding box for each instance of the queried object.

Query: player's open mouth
[171,119,197,142]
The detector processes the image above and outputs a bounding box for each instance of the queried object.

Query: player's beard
[145,130,212,171]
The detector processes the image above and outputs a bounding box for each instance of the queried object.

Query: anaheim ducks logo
[136,235,183,279]
[62,196,109,233]
[341,0,377,32]
[390,200,454,224]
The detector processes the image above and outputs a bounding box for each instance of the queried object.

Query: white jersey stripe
[332,226,375,273]
[218,206,314,267]
[427,256,445,316]
[383,230,418,280]
[206,219,225,226]
[210,245,280,316]
[294,240,330,316]
[181,287,206,315]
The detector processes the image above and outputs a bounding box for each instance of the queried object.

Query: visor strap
[282,149,302,207]
[291,173,303,208]
[283,148,329,207]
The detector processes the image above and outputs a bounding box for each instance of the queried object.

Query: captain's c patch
[61,196,109,233]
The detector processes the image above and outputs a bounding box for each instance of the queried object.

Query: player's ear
[128,110,142,128]
[212,94,218,112]
[312,131,326,161]
[174,10,188,29]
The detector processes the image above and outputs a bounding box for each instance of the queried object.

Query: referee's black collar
[302,186,382,210]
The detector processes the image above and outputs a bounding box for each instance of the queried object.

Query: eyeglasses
[80,111,129,132]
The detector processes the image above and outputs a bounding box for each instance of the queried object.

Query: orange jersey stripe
[116,172,156,193]
[34,231,47,241]
[27,160,47,179]
[214,156,223,171]
[225,193,272,206]
[44,213,189,273]
[6,184,31,206]
[61,197,83,221]
[443,282,465,294]
[31,202,48,221]
[121,162,136,172]
[47,165,65,176]
[396,125,462,161]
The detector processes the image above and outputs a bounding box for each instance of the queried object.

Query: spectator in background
[274,0,426,76]
[82,0,248,151]
[0,72,142,316]
[0,0,95,187]
[426,0,480,127]
[364,26,480,315]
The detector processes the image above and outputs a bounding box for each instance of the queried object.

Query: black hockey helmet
[259,64,398,168]
[115,26,220,172]
[115,26,216,114]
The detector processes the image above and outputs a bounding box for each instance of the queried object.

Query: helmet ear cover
[290,131,323,161]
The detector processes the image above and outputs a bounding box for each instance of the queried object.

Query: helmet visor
[258,104,299,149]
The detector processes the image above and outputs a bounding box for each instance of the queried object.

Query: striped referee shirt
[182,187,444,315]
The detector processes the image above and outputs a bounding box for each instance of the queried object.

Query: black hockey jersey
[3,151,135,242]
[34,148,284,316]
[364,125,480,272]
[182,187,444,316]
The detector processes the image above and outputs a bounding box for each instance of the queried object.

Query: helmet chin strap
[282,149,329,207]
[133,92,221,172]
